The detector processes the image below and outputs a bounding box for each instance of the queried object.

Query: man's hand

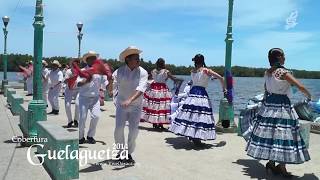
[121,99,132,108]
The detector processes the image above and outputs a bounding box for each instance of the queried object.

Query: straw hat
[82,51,99,63]
[42,60,48,66]
[52,60,61,67]
[119,46,142,62]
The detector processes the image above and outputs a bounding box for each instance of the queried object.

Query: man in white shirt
[111,46,148,164]
[77,51,103,144]
[48,60,63,115]
[64,59,80,128]
[41,60,50,106]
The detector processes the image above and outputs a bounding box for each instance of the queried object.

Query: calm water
[1,72,319,115]
[171,75,320,115]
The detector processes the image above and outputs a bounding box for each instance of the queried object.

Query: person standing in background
[48,60,63,115]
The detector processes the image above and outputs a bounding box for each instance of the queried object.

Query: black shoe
[53,110,59,115]
[47,110,55,114]
[87,136,96,144]
[26,94,33,96]
[66,122,73,128]
[48,109,59,115]
[73,120,78,127]
[124,154,135,165]
[153,124,159,129]
[79,137,85,144]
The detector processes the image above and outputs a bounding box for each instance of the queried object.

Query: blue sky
[0,0,319,71]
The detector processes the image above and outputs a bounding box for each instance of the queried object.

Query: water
[170,75,320,115]
[2,72,319,115]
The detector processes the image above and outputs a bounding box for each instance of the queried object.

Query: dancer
[111,46,148,164]
[48,60,63,115]
[77,51,111,144]
[141,58,179,129]
[169,54,225,145]
[64,59,80,128]
[26,61,33,96]
[246,48,311,177]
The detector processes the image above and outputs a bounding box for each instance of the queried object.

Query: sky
[0,0,319,71]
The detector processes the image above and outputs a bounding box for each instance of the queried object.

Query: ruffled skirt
[141,82,172,124]
[246,94,310,164]
[169,86,216,140]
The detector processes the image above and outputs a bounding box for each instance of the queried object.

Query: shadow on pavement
[138,125,170,133]
[165,137,223,151]
[234,159,319,180]
[79,159,134,173]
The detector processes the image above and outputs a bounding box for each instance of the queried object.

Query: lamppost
[1,16,9,93]
[27,0,47,138]
[217,0,237,133]
[76,22,83,58]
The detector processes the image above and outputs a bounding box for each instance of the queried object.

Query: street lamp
[23,0,47,140]
[217,0,237,133]
[76,22,83,58]
[1,16,10,92]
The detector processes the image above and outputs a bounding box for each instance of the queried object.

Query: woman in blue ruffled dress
[246,48,312,177]
[169,54,225,145]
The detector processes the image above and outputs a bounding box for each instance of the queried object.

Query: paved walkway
[1,88,319,180]
[0,94,50,180]
[78,101,320,180]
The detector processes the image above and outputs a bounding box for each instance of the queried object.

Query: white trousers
[65,88,79,123]
[114,105,142,154]
[79,96,100,139]
[43,83,49,105]
[26,77,33,94]
[48,85,61,110]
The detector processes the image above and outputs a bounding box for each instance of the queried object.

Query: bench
[37,121,79,180]
[6,88,16,105]
[19,102,47,139]
[11,94,24,115]
[3,84,10,97]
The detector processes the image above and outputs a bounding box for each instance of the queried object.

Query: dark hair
[192,54,207,67]
[156,58,165,69]
[268,48,284,67]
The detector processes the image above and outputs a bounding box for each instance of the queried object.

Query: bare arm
[167,71,179,82]
[205,68,226,92]
[284,73,312,99]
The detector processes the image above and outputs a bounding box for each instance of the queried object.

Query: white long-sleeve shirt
[48,69,63,88]
[112,65,148,107]
[77,74,103,98]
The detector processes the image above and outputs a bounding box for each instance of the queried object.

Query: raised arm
[284,73,312,100]
[204,68,226,92]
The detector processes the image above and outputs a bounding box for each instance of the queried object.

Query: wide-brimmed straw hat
[42,60,48,66]
[52,60,61,67]
[82,51,99,63]
[119,46,142,62]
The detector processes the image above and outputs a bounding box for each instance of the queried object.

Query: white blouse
[265,68,292,96]
[151,69,169,83]
[191,69,210,88]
